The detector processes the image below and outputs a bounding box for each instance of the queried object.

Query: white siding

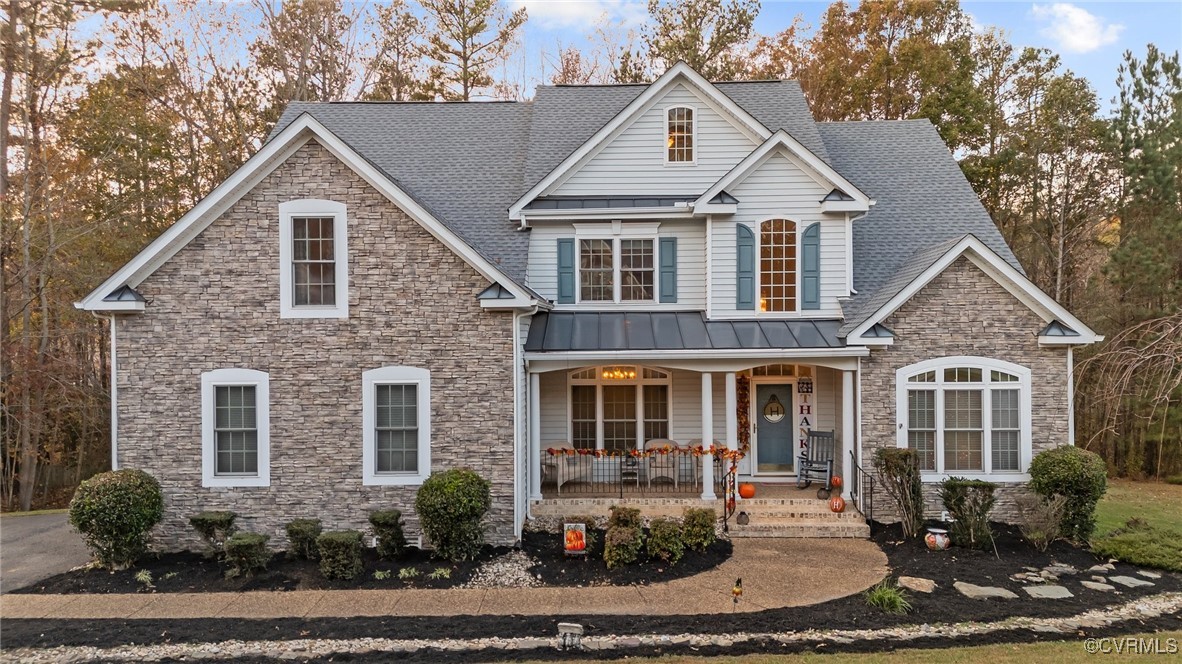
[526,220,707,310]
[539,370,568,444]
[549,83,759,197]
[710,151,848,318]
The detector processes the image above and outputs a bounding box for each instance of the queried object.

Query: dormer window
[666,106,695,164]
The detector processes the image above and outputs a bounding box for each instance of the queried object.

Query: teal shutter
[736,225,755,310]
[557,238,575,303]
[801,223,820,310]
[659,237,678,303]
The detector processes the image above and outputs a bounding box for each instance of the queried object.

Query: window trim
[567,366,672,451]
[362,366,431,486]
[757,218,802,314]
[574,236,659,305]
[895,356,1032,482]
[279,199,348,319]
[664,105,697,166]
[201,368,270,488]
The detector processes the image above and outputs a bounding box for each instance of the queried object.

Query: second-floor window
[666,106,695,163]
[759,218,797,312]
[279,199,348,318]
[579,238,655,302]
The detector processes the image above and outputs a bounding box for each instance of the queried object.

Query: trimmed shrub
[604,525,644,569]
[864,579,912,615]
[646,517,685,565]
[223,532,270,578]
[607,505,642,530]
[189,511,237,557]
[369,510,408,560]
[1016,493,1067,552]
[68,469,164,569]
[317,530,364,580]
[415,469,491,562]
[681,507,717,552]
[1029,446,1107,541]
[940,478,996,550]
[874,448,925,538]
[285,518,322,560]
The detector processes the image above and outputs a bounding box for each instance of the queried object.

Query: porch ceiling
[525,311,845,352]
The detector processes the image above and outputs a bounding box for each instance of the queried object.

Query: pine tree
[642,0,760,80]
[419,0,526,101]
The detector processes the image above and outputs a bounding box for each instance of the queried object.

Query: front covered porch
[523,313,868,509]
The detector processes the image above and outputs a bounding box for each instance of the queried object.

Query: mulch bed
[524,529,733,586]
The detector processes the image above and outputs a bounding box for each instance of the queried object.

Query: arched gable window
[759,219,797,312]
[666,107,695,163]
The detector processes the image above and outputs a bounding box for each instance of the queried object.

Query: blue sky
[515,1,1182,111]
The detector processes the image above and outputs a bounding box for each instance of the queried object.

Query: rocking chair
[796,430,836,499]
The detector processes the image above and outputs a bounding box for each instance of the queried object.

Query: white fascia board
[508,62,772,221]
[84,300,145,313]
[845,336,893,347]
[76,113,539,311]
[1038,335,1100,346]
[481,298,549,311]
[847,235,1101,344]
[820,200,870,213]
[696,130,873,211]
[523,346,869,363]
[522,207,695,223]
[692,203,737,215]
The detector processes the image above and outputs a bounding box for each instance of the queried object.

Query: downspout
[91,312,118,471]
[512,304,540,542]
[1066,347,1074,448]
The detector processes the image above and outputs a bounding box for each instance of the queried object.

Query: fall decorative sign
[563,523,587,556]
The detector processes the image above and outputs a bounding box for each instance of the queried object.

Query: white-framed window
[577,237,656,303]
[201,368,270,488]
[759,218,797,312]
[665,106,695,164]
[278,199,348,319]
[895,357,1032,480]
[569,366,670,452]
[362,366,431,486]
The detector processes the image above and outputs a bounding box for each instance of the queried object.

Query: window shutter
[801,224,821,310]
[736,225,755,310]
[659,237,678,303]
[557,238,575,303]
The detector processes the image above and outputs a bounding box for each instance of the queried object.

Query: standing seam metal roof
[525,312,844,352]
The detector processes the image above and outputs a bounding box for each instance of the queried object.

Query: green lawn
[523,632,1182,663]
[1094,479,1182,536]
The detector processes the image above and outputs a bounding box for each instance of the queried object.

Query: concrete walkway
[0,538,887,619]
[0,512,90,593]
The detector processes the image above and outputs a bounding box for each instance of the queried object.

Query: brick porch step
[727,519,871,538]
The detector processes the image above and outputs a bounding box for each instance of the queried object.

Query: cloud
[1031,3,1124,54]
[513,0,647,30]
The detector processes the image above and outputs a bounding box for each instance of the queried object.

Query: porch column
[842,369,855,501]
[701,372,716,500]
[725,372,738,452]
[529,371,542,501]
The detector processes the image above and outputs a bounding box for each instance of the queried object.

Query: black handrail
[721,462,738,532]
[848,450,874,536]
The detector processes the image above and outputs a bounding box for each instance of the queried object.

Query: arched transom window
[666,107,695,163]
[896,357,1032,477]
[760,218,797,312]
[570,366,671,452]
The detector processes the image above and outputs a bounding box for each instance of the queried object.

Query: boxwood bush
[607,505,642,530]
[1029,446,1107,541]
[317,530,364,580]
[224,532,270,578]
[646,517,685,565]
[284,518,322,560]
[604,524,644,569]
[681,507,717,551]
[415,469,491,562]
[368,509,408,559]
[68,469,163,569]
[189,511,237,557]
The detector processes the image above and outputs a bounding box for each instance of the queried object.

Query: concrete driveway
[0,512,91,593]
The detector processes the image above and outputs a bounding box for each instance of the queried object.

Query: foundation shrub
[284,519,322,560]
[317,530,364,581]
[368,510,408,560]
[1029,446,1107,541]
[68,469,164,570]
[940,478,996,550]
[874,448,925,538]
[603,524,644,569]
[681,507,717,551]
[223,532,270,578]
[189,511,237,558]
[415,469,491,562]
[646,517,685,565]
[1016,493,1067,552]
[607,505,642,529]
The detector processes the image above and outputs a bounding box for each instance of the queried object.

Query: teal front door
[755,383,794,474]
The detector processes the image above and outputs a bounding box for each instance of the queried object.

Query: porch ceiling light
[601,366,637,380]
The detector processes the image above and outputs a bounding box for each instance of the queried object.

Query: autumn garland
[545,446,746,461]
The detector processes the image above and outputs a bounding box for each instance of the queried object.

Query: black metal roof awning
[525,311,845,352]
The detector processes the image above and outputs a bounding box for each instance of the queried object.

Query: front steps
[530,495,870,538]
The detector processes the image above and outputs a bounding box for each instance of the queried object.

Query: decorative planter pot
[738,483,756,499]
[925,528,951,551]
[829,495,846,513]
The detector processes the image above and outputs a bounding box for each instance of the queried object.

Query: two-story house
[77,63,1099,549]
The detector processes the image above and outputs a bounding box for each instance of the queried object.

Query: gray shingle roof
[525,312,844,352]
[269,84,1014,333]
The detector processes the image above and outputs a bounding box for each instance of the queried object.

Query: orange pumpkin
[829,495,846,513]
[738,483,756,499]
[830,476,843,490]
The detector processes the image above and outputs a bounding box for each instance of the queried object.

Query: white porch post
[529,371,542,501]
[701,372,716,500]
[725,372,738,453]
[842,369,855,501]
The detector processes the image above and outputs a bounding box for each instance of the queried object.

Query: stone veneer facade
[116,140,518,550]
[858,256,1071,523]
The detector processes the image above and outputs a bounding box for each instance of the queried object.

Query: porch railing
[542,447,726,498]
[848,450,874,535]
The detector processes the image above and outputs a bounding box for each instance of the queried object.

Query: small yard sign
[563,523,587,557]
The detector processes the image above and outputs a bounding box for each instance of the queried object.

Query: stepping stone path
[1024,585,1073,599]
[1044,564,1079,576]
[1137,570,1162,579]
[1088,563,1116,573]
[1010,572,1046,583]
[898,576,936,593]
[954,581,1019,600]
[1110,575,1155,588]
[1081,580,1117,592]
